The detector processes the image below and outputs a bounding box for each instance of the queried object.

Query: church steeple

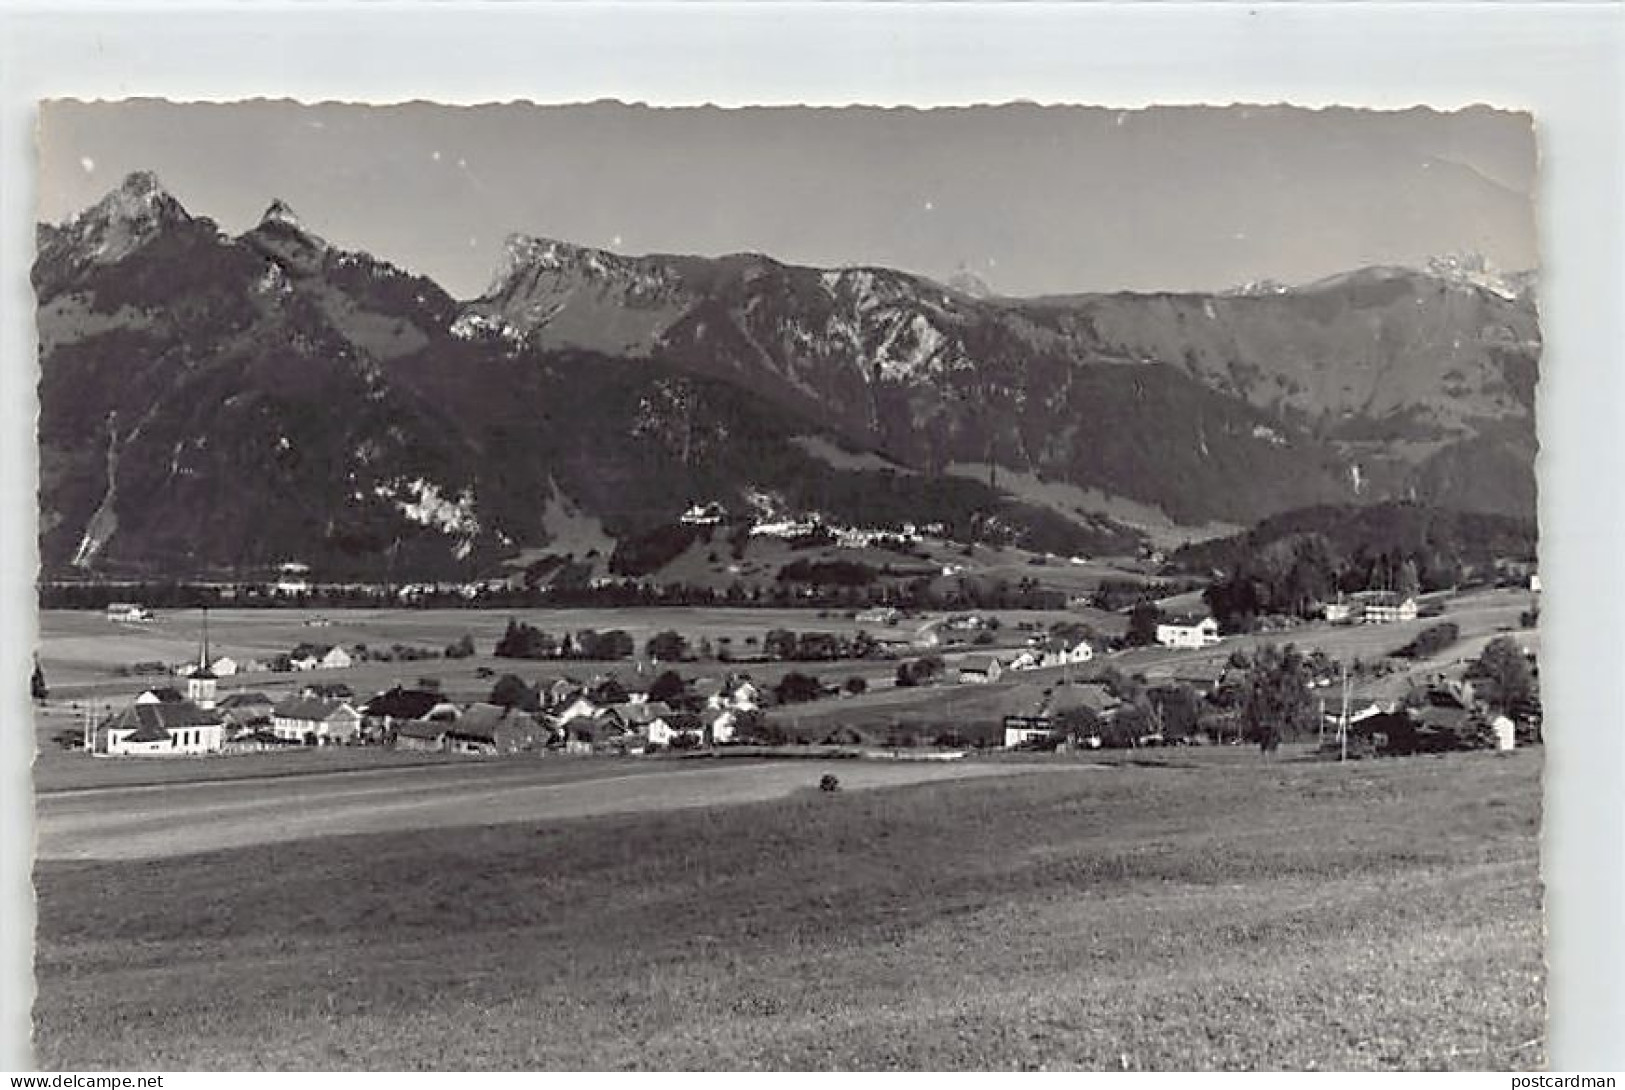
[187,606,217,709]
[202,607,213,670]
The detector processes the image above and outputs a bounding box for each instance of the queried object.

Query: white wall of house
[646,719,675,747]
[1003,726,1051,749]
[271,715,316,742]
[272,709,360,743]
[709,710,737,744]
[1155,619,1221,649]
[1491,715,1517,751]
[107,725,224,756]
[107,730,164,756]
[1363,599,1418,624]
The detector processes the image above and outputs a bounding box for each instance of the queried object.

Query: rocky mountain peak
[247,197,330,258]
[259,198,304,232]
[57,171,191,266]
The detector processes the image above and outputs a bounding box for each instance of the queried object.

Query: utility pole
[1338,661,1351,763]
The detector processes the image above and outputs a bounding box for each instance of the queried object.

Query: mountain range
[34,172,1540,581]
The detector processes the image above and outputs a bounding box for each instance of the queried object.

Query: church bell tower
[187,607,218,710]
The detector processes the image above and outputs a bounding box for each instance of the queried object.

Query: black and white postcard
[28,97,1548,1071]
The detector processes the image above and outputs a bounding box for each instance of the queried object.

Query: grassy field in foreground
[32,749,1544,1070]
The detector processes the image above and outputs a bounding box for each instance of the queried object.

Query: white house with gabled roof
[1155,616,1221,649]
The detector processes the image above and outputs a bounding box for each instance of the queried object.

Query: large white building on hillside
[1357,592,1418,625]
[1155,616,1221,649]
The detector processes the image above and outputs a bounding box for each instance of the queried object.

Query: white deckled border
[1,0,1621,1073]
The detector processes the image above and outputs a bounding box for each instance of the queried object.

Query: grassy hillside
[33,749,1543,1069]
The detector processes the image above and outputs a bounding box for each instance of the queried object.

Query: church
[103,613,227,757]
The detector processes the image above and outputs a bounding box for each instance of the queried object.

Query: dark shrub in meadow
[1394,621,1460,660]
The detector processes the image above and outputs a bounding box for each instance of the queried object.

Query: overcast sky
[37,99,1537,300]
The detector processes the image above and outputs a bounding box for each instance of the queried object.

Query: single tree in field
[1397,558,1422,599]
[30,658,47,703]
[1053,703,1101,746]
[1126,602,1163,647]
[774,672,822,705]
[596,630,635,661]
[489,674,539,711]
[644,629,690,663]
[1242,643,1317,755]
[647,669,689,706]
[1475,635,1535,713]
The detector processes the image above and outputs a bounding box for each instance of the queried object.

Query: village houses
[216,691,274,729]
[270,696,363,745]
[443,703,549,755]
[290,644,353,671]
[1010,636,1094,672]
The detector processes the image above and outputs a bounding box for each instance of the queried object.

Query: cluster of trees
[643,630,694,662]
[776,559,879,586]
[1177,504,1538,634]
[1237,643,1320,752]
[346,641,443,664]
[1466,635,1539,717]
[1091,577,1191,613]
[1172,503,1537,580]
[1201,535,1344,632]
[41,564,1082,614]
[762,628,885,662]
[493,619,635,661]
[894,654,947,687]
[1041,651,1317,753]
